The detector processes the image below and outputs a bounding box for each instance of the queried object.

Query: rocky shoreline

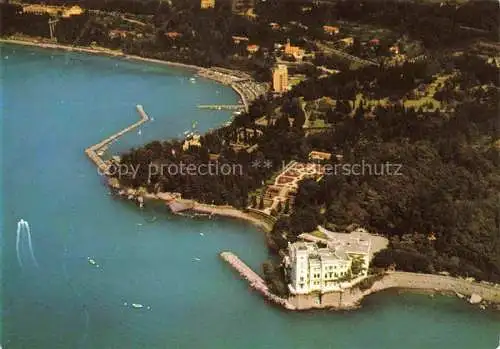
[111,187,275,233]
[288,271,500,311]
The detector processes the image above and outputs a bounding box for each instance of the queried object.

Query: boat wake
[16,219,38,268]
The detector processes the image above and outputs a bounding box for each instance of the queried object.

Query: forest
[269,55,499,283]
[2,0,499,74]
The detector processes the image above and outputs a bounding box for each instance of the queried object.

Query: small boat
[183,130,189,135]
[137,130,142,136]
[190,77,196,83]
[88,258,96,266]
[132,303,144,309]
[194,257,201,261]
[199,232,204,236]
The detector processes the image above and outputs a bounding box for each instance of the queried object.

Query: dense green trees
[280,55,499,282]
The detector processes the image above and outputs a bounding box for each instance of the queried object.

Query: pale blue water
[1,43,499,349]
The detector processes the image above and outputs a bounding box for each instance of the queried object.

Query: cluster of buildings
[283,39,305,60]
[201,0,255,14]
[200,0,215,9]
[323,25,340,35]
[285,228,371,294]
[22,4,83,18]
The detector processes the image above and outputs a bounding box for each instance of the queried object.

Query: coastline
[288,271,500,311]
[0,37,251,110]
[12,36,497,313]
[191,202,274,232]
[118,189,275,233]
[218,250,500,312]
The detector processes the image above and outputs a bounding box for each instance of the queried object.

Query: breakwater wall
[85,104,149,172]
[220,252,295,310]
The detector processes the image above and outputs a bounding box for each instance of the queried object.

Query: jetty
[85,104,149,172]
[197,104,245,111]
[220,251,295,310]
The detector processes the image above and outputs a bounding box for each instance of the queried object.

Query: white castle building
[285,230,371,294]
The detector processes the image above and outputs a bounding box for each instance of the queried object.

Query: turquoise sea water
[1,43,499,349]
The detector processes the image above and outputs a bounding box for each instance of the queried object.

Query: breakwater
[85,104,149,172]
[220,252,295,310]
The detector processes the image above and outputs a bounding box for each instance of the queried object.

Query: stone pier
[85,104,150,173]
[220,252,295,310]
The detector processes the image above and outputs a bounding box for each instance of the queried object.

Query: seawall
[288,272,500,310]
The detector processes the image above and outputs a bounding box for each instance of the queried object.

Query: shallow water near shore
[1,43,499,349]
